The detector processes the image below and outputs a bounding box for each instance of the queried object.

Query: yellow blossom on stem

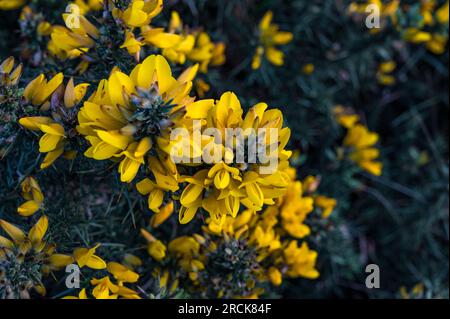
[17,176,44,217]
[73,244,107,269]
[77,55,198,183]
[267,267,282,286]
[188,32,226,73]
[0,0,26,10]
[283,241,319,279]
[107,262,140,283]
[113,0,163,28]
[20,76,88,169]
[0,56,22,87]
[178,92,292,225]
[344,124,383,176]
[141,229,167,261]
[334,105,360,129]
[252,11,293,70]
[278,180,314,239]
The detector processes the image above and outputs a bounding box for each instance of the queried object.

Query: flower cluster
[0,0,26,10]
[400,0,449,54]
[348,0,449,54]
[43,1,225,79]
[0,2,323,295]
[140,165,334,298]
[174,91,293,225]
[64,260,141,299]
[6,0,435,301]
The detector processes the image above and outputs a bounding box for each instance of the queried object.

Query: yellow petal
[19,116,52,131]
[0,56,14,73]
[17,200,41,217]
[85,255,108,269]
[64,78,89,108]
[273,32,293,45]
[135,55,155,88]
[23,74,44,103]
[180,184,204,207]
[179,205,198,224]
[135,137,152,157]
[33,73,64,106]
[151,201,174,228]
[155,55,175,94]
[41,148,65,169]
[119,157,141,183]
[0,235,14,249]
[148,189,164,213]
[39,123,65,136]
[177,63,199,84]
[266,47,284,66]
[0,219,26,243]
[136,178,155,195]
[28,215,48,244]
[39,133,63,153]
[96,130,132,150]
[108,71,135,106]
[48,254,74,268]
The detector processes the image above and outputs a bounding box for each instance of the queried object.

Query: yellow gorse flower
[63,254,140,299]
[159,11,196,65]
[411,2,448,52]
[113,0,163,28]
[176,91,292,225]
[0,0,26,10]
[91,275,141,299]
[22,72,64,108]
[49,14,99,57]
[77,54,199,184]
[315,195,337,218]
[334,106,383,176]
[107,261,140,284]
[203,171,323,285]
[65,271,141,299]
[19,75,89,169]
[151,171,322,297]
[277,179,314,239]
[73,244,107,270]
[187,32,226,74]
[252,11,293,70]
[17,176,44,217]
[144,11,226,72]
[333,105,360,129]
[436,0,449,24]
[344,124,382,176]
[0,56,22,88]
[141,228,167,261]
[283,240,319,279]
[348,0,448,53]
[47,0,173,71]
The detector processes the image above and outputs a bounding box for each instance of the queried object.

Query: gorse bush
[0,0,448,299]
